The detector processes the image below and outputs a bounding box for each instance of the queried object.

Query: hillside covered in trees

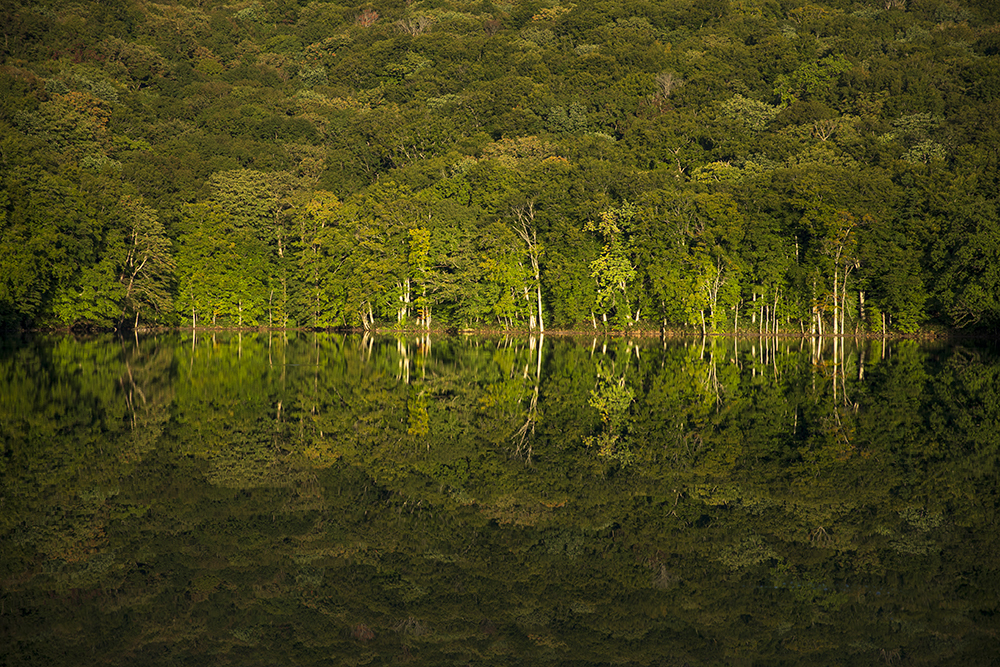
[1,0,999,333]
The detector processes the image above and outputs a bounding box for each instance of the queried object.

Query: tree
[475,221,533,328]
[636,191,745,333]
[116,195,174,327]
[818,209,863,337]
[408,226,432,329]
[929,184,1000,329]
[511,200,545,332]
[586,202,638,327]
[0,169,102,327]
[174,204,275,328]
[293,190,345,328]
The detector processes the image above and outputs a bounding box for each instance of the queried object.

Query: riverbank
[7,322,996,342]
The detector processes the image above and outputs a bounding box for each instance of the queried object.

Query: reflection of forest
[1,333,998,666]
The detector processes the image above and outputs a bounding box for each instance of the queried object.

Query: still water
[2,331,998,666]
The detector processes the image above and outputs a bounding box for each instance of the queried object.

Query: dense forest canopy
[1,0,999,333]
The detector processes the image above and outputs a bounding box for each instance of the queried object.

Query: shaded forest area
[1,0,999,333]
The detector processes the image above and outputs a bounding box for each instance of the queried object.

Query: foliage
[0,0,999,332]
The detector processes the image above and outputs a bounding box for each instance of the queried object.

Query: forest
[1,0,999,334]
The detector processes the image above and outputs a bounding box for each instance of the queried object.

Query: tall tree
[116,195,174,328]
[586,202,638,327]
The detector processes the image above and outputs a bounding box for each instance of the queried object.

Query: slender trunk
[524,286,536,330]
[120,253,148,325]
[841,270,849,335]
[513,201,544,333]
[536,334,543,379]
[833,266,839,337]
[811,276,818,337]
[833,334,839,402]
[282,276,288,328]
[530,248,544,333]
[773,286,779,335]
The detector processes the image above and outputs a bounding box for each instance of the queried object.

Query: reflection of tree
[584,346,636,467]
[512,335,544,461]
[117,335,175,461]
[406,385,429,437]
[3,334,1000,667]
[0,334,174,594]
[476,335,544,462]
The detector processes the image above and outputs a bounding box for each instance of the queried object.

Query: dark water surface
[2,332,998,666]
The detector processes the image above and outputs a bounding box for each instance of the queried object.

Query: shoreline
[5,324,996,341]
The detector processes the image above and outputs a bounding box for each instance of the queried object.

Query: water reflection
[1,333,998,666]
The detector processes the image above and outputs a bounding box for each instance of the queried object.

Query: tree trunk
[833,266,839,337]
[513,201,544,333]
[282,276,288,328]
[773,286,779,335]
[536,278,545,333]
[524,286,536,330]
[841,270,848,336]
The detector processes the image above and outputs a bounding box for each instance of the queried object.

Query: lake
[2,331,998,666]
